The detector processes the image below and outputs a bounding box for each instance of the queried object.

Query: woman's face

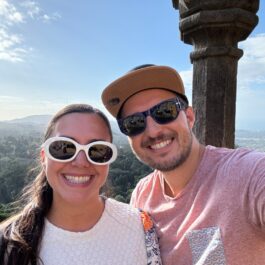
[42,113,111,208]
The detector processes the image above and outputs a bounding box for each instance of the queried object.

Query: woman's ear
[40,148,46,166]
[40,148,47,172]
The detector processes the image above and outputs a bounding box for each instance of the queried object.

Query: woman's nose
[71,150,92,167]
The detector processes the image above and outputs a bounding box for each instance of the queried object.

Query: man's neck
[161,139,205,198]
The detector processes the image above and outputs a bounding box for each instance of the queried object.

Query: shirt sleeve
[243,151,265,232]
[139,210,162,265]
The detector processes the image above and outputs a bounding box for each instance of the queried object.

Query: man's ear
[185,106,195,129]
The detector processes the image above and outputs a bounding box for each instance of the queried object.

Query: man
[101,64,265,265]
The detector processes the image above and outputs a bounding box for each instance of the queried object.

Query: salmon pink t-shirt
[130,146,265,265]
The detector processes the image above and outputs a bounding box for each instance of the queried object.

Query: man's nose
[144,116,163,138]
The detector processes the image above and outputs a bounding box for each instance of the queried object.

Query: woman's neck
[47,196,105,232]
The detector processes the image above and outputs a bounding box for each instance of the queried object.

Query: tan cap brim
[101,65,186,118]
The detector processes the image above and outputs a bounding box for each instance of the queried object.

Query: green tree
[107,145,152,202]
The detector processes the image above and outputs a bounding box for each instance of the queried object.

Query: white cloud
[21,0,40,18]
[8,10,23,23]
[179,69,192,90]
[236,87,265,130]
[0,0,61,63]
[20,1,61,23]
[240,33,265,58]
[42,12,61,23]
[236,34,265,129]
[0,0,24,25]
[238,34,265,89]
[0,28,21,48]
[179,68,193,103]
[0,28,27,62]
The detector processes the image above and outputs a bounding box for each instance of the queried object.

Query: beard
[132,127,193,172]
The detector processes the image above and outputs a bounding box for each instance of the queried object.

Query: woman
[0,104,161,265]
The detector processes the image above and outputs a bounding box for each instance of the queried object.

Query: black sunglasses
[118,97,187,136]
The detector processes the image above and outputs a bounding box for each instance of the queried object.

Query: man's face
[120,89,195,171]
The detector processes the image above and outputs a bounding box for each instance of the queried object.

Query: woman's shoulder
[105,198,140,217]
[104,198,143,229]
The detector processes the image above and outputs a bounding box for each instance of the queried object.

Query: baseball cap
[101,65,188,118]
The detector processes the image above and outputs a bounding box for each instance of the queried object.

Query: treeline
[0,132,151,220]
[107,144,152,202]
[0,135,41,203]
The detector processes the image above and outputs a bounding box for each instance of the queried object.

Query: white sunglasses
[43,136,117,165]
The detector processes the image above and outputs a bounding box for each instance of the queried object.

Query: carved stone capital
[180,8,258,47]
[173,0,259,15]
[190,46,243,62]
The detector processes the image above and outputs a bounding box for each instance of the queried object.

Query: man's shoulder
[130,171,158,207]
[205,145,265,179]
[206,145,265,163]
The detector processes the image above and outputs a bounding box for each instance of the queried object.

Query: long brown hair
[0,104,112,265]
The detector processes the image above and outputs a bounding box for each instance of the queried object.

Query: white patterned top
[39,198,161,265]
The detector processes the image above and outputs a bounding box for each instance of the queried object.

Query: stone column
[172,0,259,147]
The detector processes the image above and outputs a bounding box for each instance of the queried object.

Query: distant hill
[6,115,52,125]
[0,115,127,145]
[0,115,52,137]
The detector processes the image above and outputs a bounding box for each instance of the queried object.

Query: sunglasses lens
[88,144,114,163]
[118,99,183,136]
[153,101,178,124]
[120,114,146,136]
[49,140,76,160]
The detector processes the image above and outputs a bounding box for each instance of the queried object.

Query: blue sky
[0,1,265,131]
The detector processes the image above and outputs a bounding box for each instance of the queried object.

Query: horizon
[0,1,265,131]
[1,113,265,133]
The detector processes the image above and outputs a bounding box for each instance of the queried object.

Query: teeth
[150,140,171,150]
[64,175,91,184]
